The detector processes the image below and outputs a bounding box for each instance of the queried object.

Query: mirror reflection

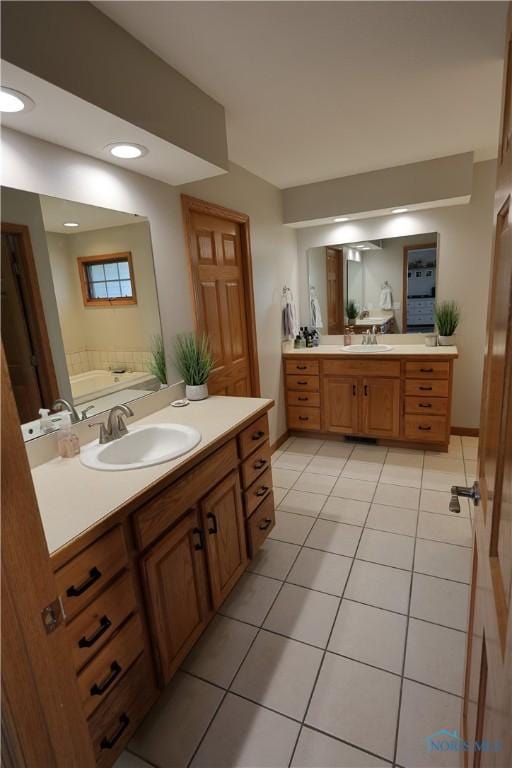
[307,233,438,335]
[1,188,167,441]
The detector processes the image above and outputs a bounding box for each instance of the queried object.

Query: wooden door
[462,7,512,764]
[326,247,344,334]
[322,376,359,434]
[141,509,211,685]
[182,196,260,397]
[201,471,248,608]
[1,347,95,767]
[361,378,400,438]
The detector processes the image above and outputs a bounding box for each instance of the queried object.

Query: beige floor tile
[247,539,300,580]
[345,560,412,614]
[410,573,470,631]
[182,615,258,688]
[291,726,389,767]
[414,538,472,583]
[191,693,300,768]
[417,511,473,547]
[273,467,301,489]
[231,630,322,720]
[423,455,465,473]
[374,483,420,510]
[464,459,478,480]
[288,437,324,455]
[356,528,415,570]
[279,489,327,517]
[317,441,354,459]
[273,452,314,471]
[385,451,423,468]
[129,671,223,768]
[220,573,282,626]
[405,618,466,695]
[320,495,370,526]
[286,547,352,596]
[305,518,362,557]
[294,471,337,495]
[306,654,401,761]
[379,464,422,488]
[273,486,287,506]
[351,444,388,462]
[331,476,377,502]
[427,436,463,459]
[114,753,153,768]
[366,503,418,536]
[306,455,347,476]
[271,450,283,464]
[422,469,466,492]
[342,459,383,482]
[269,509,315,545]
[420,488,469,517]
[396,680,462,768]
[264,582,339,647]
[328,600,407,674]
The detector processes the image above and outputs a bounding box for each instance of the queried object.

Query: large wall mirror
[307,232,439,335]
[1,187,167,441]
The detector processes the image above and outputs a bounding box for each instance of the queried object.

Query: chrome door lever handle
[449,481,480,514]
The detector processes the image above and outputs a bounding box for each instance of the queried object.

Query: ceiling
[96,1,507,189]
[40,194,145,234]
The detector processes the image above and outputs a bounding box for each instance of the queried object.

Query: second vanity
[283,344,458,449]
[32,396,275,767]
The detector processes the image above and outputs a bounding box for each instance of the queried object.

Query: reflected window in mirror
[78,251,137,307]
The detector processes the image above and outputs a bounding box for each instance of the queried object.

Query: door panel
[326,247,344,334]
[322,377,358,434]
[362,378,400,438]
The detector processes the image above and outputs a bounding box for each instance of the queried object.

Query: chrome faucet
[52,398,80,424]
[89,404,134,445]
[370,325,378,345]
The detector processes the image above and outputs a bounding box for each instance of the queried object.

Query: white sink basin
[355,317,387,325]
[80,423,201,471]
[341,344,393,353]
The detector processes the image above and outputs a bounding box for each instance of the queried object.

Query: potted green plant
[346,299,358,323]
[174,332,215,401]
[435,300,460,346]
[149,334,167,386]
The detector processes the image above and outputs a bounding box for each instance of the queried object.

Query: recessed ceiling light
[334,216,349,222]
[63,222,80,228]
[0,87,35,113]
[106,143,148,159]
[391,207,409,214]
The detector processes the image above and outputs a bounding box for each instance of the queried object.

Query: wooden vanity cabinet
[322,377,359,434]
[361,377,401,438]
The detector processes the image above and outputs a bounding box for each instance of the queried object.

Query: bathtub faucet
[52,398,81,424]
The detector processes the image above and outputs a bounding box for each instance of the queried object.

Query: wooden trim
[181,194,261,397]
[1,222,60,408]
[77,251,137,308]
[451,426,480,437]
[1,345,95,767]
[270,430,290,453]
[402,241,437,332]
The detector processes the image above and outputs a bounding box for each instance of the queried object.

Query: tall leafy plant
[346,299,358,321]
[173,333,214,386]
[149,334,167,385]
[435,300,460,336]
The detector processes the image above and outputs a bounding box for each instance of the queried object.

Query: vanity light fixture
[106,143,148,159]
[334,216,349,222]
[63,222,80,228]
[0,87,35,113]
[391,207,409,214]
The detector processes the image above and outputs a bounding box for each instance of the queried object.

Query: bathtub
[70,369,156,403]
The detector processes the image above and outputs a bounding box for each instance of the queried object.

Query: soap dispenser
[39,408,54,434]
[57,412,80,458]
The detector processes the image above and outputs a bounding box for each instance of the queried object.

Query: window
[77,252,137,307]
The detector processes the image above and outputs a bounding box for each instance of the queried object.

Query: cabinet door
[141,510,211,685]
[201,471,248,608]
[322,376,359,434]
[361,377,400,438]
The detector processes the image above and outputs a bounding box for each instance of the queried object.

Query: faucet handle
[80,405,95,420]
[88,421,109,444]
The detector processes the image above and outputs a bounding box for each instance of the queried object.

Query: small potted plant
[149,334,167,386]
[435,300,460,346]
[174,332,215,401]
[346,299,358,323]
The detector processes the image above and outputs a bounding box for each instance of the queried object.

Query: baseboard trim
[451,426,480,437]
[270,430,290,454]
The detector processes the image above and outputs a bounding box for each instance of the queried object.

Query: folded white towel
[310,296,324,329]
[380,286,393,310]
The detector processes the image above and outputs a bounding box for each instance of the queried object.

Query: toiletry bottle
[312,330,320,347]
[306,328,313,348]
[299,328,306,348]
[294,334,302,349]
[57,412,80,458]
[344,330,352,346]
[39,408,54,434]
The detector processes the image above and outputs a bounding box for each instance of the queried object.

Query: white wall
[307,247,327,330]
[296,160,496,428]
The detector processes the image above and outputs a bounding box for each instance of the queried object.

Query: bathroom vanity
[283,345,458,449]
[32,397,274,767]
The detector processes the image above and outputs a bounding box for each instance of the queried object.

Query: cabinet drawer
[247,493,275,557]
[134,439,238,550]
[67,571,137,673]
[286,374,320,392]
[238,414,270,460]
[405,361,450,379]
[287,391,321,408]
[322,360,400,377]
[241,441,271,490]
[243,467,273,518]
[78,613,144,719]
[405,396,448,416]
[89,652,156,768]
[288,405,321,431]
[285,359,319,375]
[404,379,450,397]
[56,527,128,620]
[404,414,448,443]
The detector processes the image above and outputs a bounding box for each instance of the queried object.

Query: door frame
[181,194,261,396]
[326,246,344,334]
[402,241,437,332]
[2,222,60,409]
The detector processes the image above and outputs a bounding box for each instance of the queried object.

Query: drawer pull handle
[364,384,368,396]
[418,403,432,408]
[90,661,122,697]
[78,615,112,648]
[253,459,267,470]
[418,425,432,431]
[297,380,307,385]
[100,713,130,750]
[207,513,218,535]
[420,368,434,373]
[252,430,265,440]
[299,416,309,421]
[193,527,205,550]
[419,386,432,391]
[352,384,357,396]
[256,486,269,497]
[296,365,307,370]
[258,518,273,531]
[66,566,101,598]
[298,396,308,401]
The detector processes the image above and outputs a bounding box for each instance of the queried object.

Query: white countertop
[32,396,272,555]
[283,344,458,356]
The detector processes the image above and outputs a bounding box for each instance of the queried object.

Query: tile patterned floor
[115,435,476,768]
